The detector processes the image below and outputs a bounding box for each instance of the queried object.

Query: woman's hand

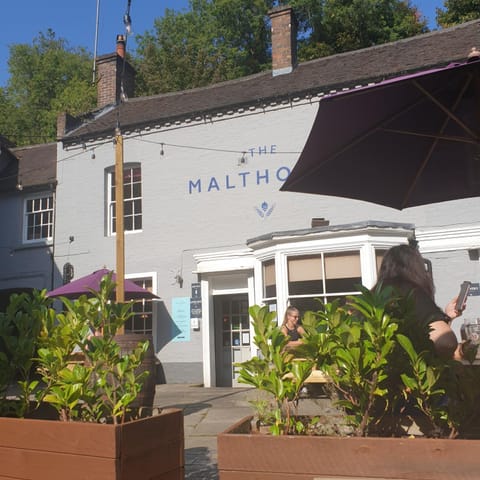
[445,296,462,321]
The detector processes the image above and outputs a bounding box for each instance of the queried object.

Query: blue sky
[1,0,443,87]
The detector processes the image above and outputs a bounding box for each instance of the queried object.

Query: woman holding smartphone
[374,244,466,360]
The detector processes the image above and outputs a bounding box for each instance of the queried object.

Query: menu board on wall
[172,297,191,342]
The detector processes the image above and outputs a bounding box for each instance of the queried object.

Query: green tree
[134,0,274,95]
[135,0,427,96]
[287,0,427,60]
[436,0,480,28]
[0,30,96,146]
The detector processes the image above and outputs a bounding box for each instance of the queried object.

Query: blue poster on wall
[172,297,191,342]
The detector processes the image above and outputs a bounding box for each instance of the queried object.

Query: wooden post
[115,127,125,306]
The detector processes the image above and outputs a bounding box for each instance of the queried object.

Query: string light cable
[0,136,302,185]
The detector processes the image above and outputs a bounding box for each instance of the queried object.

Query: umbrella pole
[115,127,126,310]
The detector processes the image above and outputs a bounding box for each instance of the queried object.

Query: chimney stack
[116,34,126,58]
[269,6,297,76]
[95,34,135,108]
[311,218,330,228]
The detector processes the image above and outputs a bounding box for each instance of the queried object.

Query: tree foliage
[286,0,427,60]
[0,0,474,145]
[436,0,480,28]
[0,30,96,146]
[134,0,274,95]
[134,0,427,96]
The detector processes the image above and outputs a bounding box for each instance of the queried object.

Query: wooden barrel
[113,333,156,408]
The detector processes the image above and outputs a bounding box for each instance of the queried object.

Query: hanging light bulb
[160,143,165,156]
[237,152,247,166]
[124,13,132,35]
[91,149,96,160]
[123,0,132,36]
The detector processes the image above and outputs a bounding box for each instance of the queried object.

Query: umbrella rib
[288,89,439,188]
[412,76,478,140]
[381,129,478,144]
[401,75,474,208]
[287,69,478,196]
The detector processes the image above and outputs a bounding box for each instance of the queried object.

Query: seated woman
[374,244,465,360]
[281,306,306,348]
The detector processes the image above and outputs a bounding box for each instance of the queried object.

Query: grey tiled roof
[12,143,57,190]
[247,221,415,247]
[61,20,480,145]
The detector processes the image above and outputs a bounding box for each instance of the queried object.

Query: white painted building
[50,8,480,386]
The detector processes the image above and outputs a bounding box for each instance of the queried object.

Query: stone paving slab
[154,384,253,479]
[153,384,338,480]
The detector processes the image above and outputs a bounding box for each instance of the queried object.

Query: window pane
[134,199,142,214]
[263,260,276,298]
[324,252,361,293]
[124,277,154,335]
[124,201,133,215]
[288,256,322,281]
[288,255,323,295]
[24,195,54,242]
[108,166,143,234]
[133,182,141,197]
[376,249,387,273]
[132,167,141,181]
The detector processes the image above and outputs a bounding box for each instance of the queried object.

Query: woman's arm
[429,320,459,359]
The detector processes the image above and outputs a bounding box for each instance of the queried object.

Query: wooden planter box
[0,408,184,480]
[218,416,480,480]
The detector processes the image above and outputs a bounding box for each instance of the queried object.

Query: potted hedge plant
[0,275,184,480]
[218,286,480,480]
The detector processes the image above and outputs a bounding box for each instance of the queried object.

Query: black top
[382,277,450,328]
[285,325,301,342]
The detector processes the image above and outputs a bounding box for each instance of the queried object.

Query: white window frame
[106,163,142,236]
[285,250,362,308]
[125,272,158,341]
[23,193,54,243]
[250,224,414,323]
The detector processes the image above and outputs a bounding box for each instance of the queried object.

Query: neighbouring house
[4,6,479,386]
[0,139,57,310]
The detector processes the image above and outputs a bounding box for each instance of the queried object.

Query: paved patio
[153,383,335,479]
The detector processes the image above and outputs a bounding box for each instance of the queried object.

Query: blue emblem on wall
[255,201,275,218]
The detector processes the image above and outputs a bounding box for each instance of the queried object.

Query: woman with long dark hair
[374,244,464,359]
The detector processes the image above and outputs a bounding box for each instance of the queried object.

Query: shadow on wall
[155,301,182,351]
[154,301,183,384]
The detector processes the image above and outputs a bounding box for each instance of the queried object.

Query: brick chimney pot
[269,6,297,76]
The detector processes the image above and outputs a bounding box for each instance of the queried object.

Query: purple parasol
[281,53,480,209]
[47,269,159,300]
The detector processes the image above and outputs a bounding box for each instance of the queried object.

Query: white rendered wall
[54,99,480,384]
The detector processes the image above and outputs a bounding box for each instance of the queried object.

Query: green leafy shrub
[0,290,49,417]
[236,305,314,435]
[239,285,480,438]
[0,274,151,424]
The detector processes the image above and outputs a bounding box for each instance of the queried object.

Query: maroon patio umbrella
[281,53,480,209]
[47,269,159,300]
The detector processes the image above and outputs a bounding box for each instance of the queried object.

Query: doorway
[214,294,251,387]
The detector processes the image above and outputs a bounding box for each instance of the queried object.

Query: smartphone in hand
[455,281,472,312]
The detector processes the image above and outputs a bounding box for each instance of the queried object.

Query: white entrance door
[214,294,251,387]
